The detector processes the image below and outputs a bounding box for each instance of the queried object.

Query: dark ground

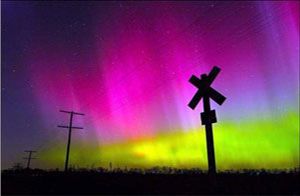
[1,168,299,195]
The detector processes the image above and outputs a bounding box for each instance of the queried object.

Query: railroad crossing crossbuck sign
[188,66,226,174]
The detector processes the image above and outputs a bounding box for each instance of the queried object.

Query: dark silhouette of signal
[188,66,226,175]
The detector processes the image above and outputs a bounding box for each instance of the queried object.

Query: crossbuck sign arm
[188,66,226,109]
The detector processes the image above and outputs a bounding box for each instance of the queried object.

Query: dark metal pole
[201,74,216,174]
[65,112,74,172]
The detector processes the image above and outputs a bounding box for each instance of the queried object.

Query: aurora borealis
[2,1,299,170]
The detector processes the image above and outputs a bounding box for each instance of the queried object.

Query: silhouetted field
[2,168,299,195]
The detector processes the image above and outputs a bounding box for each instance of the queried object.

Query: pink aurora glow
[26,1,299,143]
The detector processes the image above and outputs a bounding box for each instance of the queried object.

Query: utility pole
[23,150,37,169]
[58,110,84,172]
[188,66,226,175]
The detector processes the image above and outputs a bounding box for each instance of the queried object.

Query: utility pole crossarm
[59,110,85,116]
[57,125,84,129]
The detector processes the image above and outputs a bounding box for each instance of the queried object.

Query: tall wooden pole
[58,110,84,172]
[65,112,73,172]
[23,150,37,169]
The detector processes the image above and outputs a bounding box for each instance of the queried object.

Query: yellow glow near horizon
[38,112,299,170]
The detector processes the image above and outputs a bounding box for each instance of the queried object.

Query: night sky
[2,1,299,170]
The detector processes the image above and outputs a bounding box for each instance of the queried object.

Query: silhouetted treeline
[2,167,299,195]
[3,165,299,174]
